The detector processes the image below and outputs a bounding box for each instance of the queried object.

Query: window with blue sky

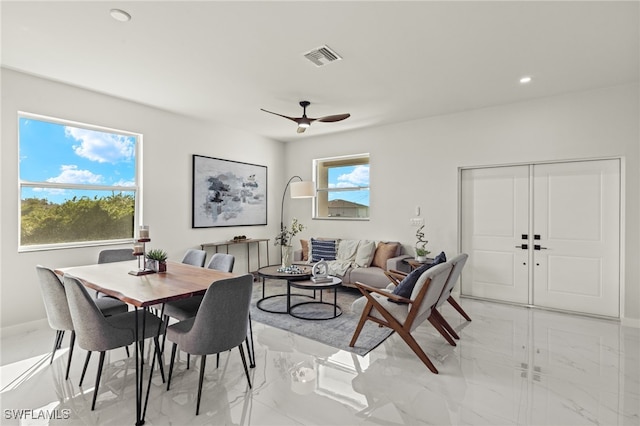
[315,154,370,219]
[18,113,139,248]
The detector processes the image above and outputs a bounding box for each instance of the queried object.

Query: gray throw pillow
[390,252,447,303]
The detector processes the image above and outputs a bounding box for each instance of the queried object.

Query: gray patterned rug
[249,279,393,356]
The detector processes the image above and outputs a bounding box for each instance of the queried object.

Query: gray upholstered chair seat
[163,296,203,321]
[96,296,131,316]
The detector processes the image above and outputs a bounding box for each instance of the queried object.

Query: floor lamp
[280,176,315,245]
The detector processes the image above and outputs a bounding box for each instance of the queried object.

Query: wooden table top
[55,260,235,307]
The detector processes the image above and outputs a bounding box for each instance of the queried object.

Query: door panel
[532,160,620,317]
[461,159,620,318]
[461,166,530,304]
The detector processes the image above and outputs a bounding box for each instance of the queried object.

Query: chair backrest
[407,262,453,332]
[206,253,235,272]
[436,253,469,309]
[36,265,74,331]
[98,248,136,264]
[177,274,253,355]
[181,249,207,267]
[63,274,134,352]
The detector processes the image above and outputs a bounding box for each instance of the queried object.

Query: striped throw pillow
[310,238,337,262]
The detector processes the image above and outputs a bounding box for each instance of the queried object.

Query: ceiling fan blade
[316,113,351,123]
[260,108,300,123]
[297,126,307,134]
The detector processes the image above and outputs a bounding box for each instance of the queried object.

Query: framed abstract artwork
[192,155,267,228]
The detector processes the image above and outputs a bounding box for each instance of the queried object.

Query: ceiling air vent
[303,45,342,67]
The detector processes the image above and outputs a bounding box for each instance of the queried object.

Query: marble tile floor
[1,298,638,425]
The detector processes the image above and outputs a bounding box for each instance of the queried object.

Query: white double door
[460,159,620,318]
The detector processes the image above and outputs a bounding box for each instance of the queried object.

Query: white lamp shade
[290,181,315,198]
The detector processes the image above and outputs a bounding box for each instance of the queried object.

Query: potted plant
[274,218,305,267]
[146,248,168,273]
[415,225,431,262]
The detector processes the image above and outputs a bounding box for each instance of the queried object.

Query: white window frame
[313,153,370,220]
[17,112,142,252]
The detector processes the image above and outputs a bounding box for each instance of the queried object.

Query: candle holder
[129,226,155,276]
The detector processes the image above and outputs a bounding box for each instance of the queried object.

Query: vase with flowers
[415,225,431,262]
[275,218,305,267]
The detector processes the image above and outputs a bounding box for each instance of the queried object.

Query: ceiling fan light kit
[261,101,350,134]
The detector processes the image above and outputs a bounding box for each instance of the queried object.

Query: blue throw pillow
[310,238,337,262]
[390,252,447,303]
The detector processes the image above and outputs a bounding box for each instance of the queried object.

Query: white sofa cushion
[354,240,376,267]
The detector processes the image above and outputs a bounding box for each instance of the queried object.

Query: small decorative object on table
[146,248,168,273]
[311,259,332,283]
[275,218,305,268]
[276,265,306,274]
[415,224,431,262]
[232,235,247,242]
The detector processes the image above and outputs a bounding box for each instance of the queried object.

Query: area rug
[250,279,393,356]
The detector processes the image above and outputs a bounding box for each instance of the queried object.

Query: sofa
[294,238,411,289]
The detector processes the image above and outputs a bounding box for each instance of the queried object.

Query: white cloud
[47,165,103,184]
[113,179,136,187]
[336,165,369,187]
[65,126,134,164]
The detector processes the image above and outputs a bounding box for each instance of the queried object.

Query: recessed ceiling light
[110,9,131,22]
[519,76,533,84]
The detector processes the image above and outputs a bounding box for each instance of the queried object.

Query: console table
[201,238,270,274]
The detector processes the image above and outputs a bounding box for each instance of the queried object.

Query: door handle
[515,244,528,249]
[534,245,548,250]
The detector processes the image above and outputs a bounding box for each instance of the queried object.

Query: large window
[18,112,140,250]
[313,154,370,219]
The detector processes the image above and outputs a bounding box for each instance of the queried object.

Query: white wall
[285,84,640,324]
[1,69,285,328]
[2,69,638,329]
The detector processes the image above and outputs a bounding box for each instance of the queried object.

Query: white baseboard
[0,319,48,339]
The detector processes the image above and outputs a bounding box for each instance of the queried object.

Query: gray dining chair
[164,254,236,320]
[163,254,254,369]
[166,274,253,415]
[181,249,207,267]
[98,248,136,264]
[36,265,129,381]
[63,274,165,411]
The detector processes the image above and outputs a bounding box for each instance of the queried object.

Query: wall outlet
[409,217,424,226]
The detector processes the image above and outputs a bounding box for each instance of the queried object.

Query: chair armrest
[355,281,413,304]
[384,271,404,286]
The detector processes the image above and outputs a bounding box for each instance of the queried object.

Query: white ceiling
[2,1,638,142]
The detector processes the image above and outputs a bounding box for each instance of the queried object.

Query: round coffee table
[256,265,312,314]
[287,276,343,320]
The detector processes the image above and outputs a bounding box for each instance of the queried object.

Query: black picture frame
[192,155,267,228]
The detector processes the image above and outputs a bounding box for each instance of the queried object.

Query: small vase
[281,245,293,268]
[145,259,167,273]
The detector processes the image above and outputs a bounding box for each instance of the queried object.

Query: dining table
[55,259,236,426]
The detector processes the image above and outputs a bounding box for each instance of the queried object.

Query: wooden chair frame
[349,264,454,374]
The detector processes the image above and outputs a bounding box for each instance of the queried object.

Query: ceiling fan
[261,101,350,133]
